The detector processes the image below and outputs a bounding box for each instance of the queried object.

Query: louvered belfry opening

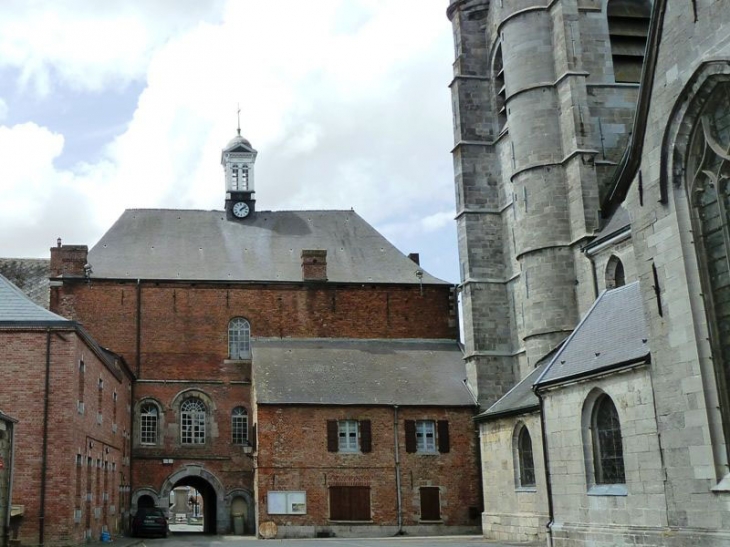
[494,44,507,132]
[607,0,651,84]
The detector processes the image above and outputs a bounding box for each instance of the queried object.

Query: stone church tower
[447,0,649,406]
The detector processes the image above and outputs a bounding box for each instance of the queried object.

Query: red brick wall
[0,329,132,546]
[51,281,457,379]
[255,405,481,531]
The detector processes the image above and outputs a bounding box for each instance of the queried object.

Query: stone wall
[479,412,548,543]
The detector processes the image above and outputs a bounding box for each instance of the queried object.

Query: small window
[592,395,625,484]
[327,420,372,453]
[517,426,536,487]
[329,486,370,521]
[338,420,359,452]
[416,420,436,453]
[420,487,441,521]
[405,420,450,454]
[228,318,251,360]
[232,406,248,445]
[140,403,158,445]
[181,398,206,445]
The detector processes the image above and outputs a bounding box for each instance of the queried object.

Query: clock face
[232,201,250,218]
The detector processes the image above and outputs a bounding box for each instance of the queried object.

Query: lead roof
[253,338,475,406]
[88,209,446,284]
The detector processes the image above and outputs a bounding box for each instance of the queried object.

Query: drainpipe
[535,389,554,547]
[130,279,142,529]
[393,405,403,535]
[39,329,52,546]
[3,420,15,547]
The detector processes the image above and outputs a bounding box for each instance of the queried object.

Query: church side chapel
[448,0,730,545]
[45,120,481,539]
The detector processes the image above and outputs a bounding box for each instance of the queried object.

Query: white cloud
[0,0,459,281]
[0,97,7,121]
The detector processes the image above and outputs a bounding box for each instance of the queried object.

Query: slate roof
[253,338,475,406]
[585,206,631,251]
[87,209,446,284]
[476,340,566,421]
[536,281,649,387]
[0,273,68,325]
[0,258,50,309]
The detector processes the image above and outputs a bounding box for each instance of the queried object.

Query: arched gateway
[132,464,254,535]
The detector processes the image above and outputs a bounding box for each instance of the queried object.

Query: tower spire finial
[237,103,241,136]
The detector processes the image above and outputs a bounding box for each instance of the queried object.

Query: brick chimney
[407,253,420,265]
[50,241,89,278]
[301,250,327,282]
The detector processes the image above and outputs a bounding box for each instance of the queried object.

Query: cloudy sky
[0,0,460,283]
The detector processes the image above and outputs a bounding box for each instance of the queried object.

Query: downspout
[586,254,599,301]
[3,421,15,547]
[535,389,555,547]
[130,279,142,526]
[393,405,404,535]
[39,329,52,546]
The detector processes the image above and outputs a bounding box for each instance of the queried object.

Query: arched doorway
[137,494,155,509]
[159,465,224,535]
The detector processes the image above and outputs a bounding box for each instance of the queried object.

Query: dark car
[131,507,168,538]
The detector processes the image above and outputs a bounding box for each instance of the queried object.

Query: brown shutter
[405,420,417,453]
[327,420,339,452]
[329,486,370,521]
[360,420,372,453]
[350,486,371,520]
[420,487,441,520]
[437,420,450,453]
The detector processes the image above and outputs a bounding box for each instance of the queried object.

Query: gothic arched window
[181,398,206,445]
[140,402,159,445]
[607,0,651,84]
[516,425,536,487]
[232,406,248,445]
[228,317,251,360]
[592,394,625,484]
[687,81,730,448]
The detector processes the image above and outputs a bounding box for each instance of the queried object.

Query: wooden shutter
[329,486,370,521]
[437,420,450,453]
[327,420,339,452]
[360,420,372,453]
[405,420,416,453]
[420,487,441,520]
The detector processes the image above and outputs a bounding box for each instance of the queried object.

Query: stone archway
[159,465,226,535]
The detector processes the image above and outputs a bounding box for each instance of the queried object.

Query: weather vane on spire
[237,103,241,136]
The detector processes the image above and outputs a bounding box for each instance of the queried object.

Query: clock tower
[222,128,257,221]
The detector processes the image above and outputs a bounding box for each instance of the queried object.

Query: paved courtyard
[131,533,528,547]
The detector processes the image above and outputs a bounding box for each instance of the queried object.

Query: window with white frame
[232,406,248,445]
[338,420,359,452]
[181,398,206,445]
[228,318,251,360]
[415,420,436,453]
[140,403,158,445]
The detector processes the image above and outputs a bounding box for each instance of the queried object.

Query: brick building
[254,339,480,537]
[0,274,134,546]
[45,131,478,537]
